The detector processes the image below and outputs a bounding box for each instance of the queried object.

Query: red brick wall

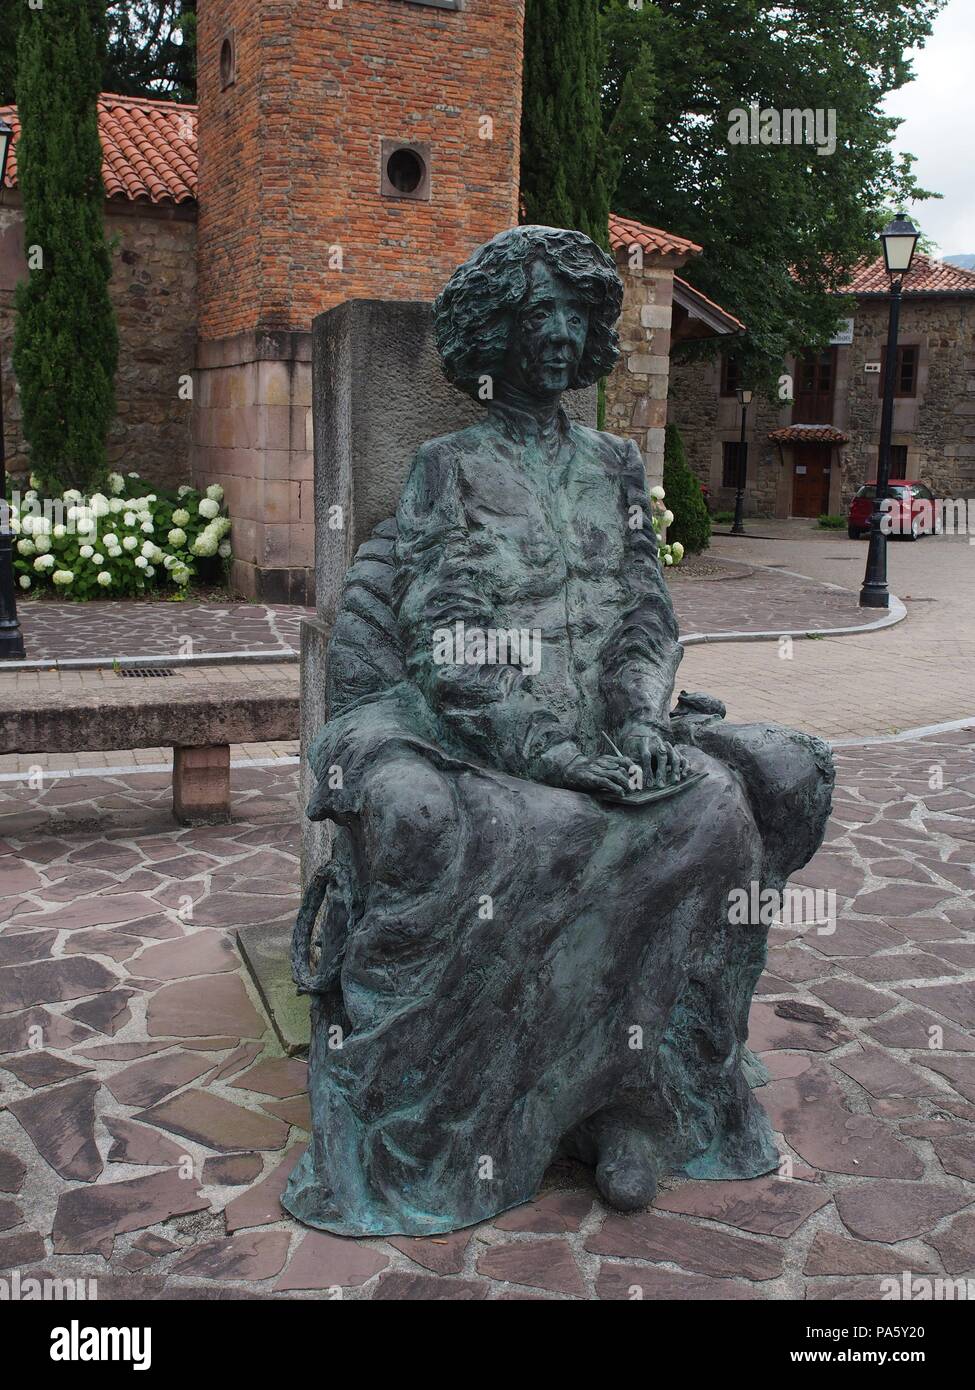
[197,0,525,341]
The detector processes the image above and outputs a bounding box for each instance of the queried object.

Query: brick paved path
[2,736,973,1300]
[679,528,975,740]
[10,560,877,667]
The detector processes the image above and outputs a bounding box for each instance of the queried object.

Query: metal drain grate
[116,666,176,678]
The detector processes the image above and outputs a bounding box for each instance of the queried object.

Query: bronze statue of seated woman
[282,226,834,1238]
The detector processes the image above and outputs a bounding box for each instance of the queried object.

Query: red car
[847,479,938,541]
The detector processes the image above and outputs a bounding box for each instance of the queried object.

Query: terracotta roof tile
[846,252,975,297]
[768,425,849,445]
[1,93,197,205]
[608,212,702,260]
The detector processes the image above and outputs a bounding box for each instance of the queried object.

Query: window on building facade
[798,349,833,397]
[219,34,236,89]
[380,140,432,200]
[878,346,919,397]
[722,441,745,487]
[793,348,836,423]
[720,356,740,396]
[887,444,909,474]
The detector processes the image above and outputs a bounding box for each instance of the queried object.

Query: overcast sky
[883,0,973,256]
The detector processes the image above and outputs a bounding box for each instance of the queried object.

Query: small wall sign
[864,361,881,373]
[830,318,854,345]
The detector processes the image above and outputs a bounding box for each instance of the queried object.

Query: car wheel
[907,518,920,541]
[847,526,861,539]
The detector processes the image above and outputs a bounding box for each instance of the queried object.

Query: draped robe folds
[282,402,834,1238]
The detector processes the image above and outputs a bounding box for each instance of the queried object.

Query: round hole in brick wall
[385,147,425,195]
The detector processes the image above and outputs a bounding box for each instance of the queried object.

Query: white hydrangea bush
[7,473,231,599]
[648,484,684,567]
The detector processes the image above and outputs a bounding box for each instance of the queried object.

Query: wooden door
[792,444,832,517]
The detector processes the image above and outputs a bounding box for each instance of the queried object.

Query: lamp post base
[858,586,890,609]
[0,627,25,660]
[0,533,25,660]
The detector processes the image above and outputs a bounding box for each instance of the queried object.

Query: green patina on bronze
[283,227,834,1237]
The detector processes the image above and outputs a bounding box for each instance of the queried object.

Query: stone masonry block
[173,745,231,826]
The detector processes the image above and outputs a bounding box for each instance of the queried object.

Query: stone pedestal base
[236,923,310,1055]
[190,330,315,603]
[173,744,231,824]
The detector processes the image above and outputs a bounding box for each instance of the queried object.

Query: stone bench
[0,673,299,824]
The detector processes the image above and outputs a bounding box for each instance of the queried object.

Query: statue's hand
[618,725,690,789]
[562,754,633,796]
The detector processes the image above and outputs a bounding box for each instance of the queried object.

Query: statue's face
[503,259,590,398]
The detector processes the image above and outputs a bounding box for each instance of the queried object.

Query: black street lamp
[731,386,752,535]
[859,212,920,608]
[0,114,25,659]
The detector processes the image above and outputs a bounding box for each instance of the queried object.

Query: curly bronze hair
[433,225,623,400]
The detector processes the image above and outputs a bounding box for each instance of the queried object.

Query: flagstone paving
[1,731,973,1299]
[14,601,310,664]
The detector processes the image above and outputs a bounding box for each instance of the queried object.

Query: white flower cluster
[7,472,232,597]
[191,493,231,558]
[649,485,684,567]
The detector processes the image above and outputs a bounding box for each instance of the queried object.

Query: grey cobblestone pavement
[1,731,973,1300]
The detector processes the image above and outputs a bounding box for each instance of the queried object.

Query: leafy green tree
[599,0,943,393]
[2,3,196,105]
[520,0,611,246]
[102,1,196,100]
[0,7,17,107]
[663,424,711,554]
[12,0,118,491]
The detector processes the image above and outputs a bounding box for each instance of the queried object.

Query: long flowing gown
[282,401,834,1237]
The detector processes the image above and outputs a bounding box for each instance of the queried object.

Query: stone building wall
[604,252,674,490]
[0,194,197,487]
[190,330,313,603]
[669,294,975,518]
[841,297,975,503]
[667,351,790,516]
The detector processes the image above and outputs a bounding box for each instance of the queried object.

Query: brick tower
[192,0,525,600]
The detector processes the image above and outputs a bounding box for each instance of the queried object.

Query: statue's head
[434,226,623,402]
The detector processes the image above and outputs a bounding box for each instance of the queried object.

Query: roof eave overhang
[671,280,744,338]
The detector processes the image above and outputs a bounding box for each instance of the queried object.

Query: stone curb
[680,593,906,646]
[832,715,975,747]
[0,647,298,675]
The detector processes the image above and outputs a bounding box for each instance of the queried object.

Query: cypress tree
[663,424,711,555]
[520,0,610,247]
[13,0,118,491]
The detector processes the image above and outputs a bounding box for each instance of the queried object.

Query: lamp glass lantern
[0,117,11,191]
[735,387,753,407]
[880,212,919,276]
